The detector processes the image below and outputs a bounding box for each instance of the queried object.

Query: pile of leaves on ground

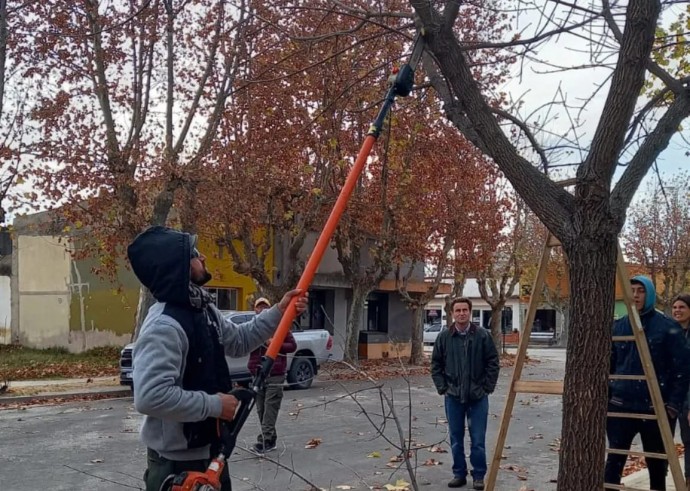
[499,353,540,368]
[622,442,684,477]
[0,345,121,381]
[320,358,431,382]
[0,391,125,409]
[321,353,531,382]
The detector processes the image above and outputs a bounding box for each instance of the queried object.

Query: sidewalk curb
[0,387,132,405]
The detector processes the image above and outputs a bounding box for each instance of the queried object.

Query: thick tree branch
[422,53,490,155]
[410,1,574,239]
[85,1,120,157]
[491,107,549,171]
[581,0,660,185]
[173,0,224,156]
[610,91,690,218]
[601,0,684,94]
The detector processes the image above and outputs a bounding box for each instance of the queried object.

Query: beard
[191,269,213,286]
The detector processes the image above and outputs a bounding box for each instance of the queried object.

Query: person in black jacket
[605,276,690,491]
[431,297,500,490]
[671,293,690,490]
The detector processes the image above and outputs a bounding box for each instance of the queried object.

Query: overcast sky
[498,1,687,192]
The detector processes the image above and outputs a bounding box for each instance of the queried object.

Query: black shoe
[252,441,276,454]
[448,477,467,488]
[473,479,484,490]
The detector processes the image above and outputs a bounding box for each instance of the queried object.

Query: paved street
[0,351,569,490]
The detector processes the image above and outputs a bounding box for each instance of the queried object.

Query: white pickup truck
[119,310,333,390]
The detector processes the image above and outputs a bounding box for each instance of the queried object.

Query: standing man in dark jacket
[247,297,297,454]
[431,297,500,490]
[128,226,307,491]
[605,276,690,490]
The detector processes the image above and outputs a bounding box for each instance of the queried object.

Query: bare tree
[23,0,251,337]
[477,197,527,353]
[0,0,32,225]
[407,0,690,488]
[624,174,690,311]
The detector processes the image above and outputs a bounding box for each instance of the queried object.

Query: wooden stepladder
[484,233,684,491]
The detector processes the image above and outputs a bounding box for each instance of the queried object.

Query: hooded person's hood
[631,275,656,315]
[127,226,197,307]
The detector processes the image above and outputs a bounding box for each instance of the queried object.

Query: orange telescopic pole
[263,134,376,362]
[254,35,425,391]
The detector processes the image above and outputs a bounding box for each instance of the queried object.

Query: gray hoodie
[128,226,281,461]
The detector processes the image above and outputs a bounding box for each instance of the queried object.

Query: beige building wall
[17,235,72,348]
[0,276,10,344]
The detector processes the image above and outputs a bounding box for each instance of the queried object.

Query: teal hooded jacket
[609,275,690,412]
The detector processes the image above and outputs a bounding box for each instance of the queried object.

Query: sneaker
[252,441,276,454]
[448,477,467,488]
[473,479,484,490]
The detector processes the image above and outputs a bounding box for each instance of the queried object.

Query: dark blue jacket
[609,275,690,412]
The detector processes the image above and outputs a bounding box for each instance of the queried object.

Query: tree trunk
[132,286,156,342]
[344,284,368,363]
[489,303,504,354]
[557,238,617,490]
[409,304,424,365]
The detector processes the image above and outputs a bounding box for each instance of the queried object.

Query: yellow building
[9,212,271,351]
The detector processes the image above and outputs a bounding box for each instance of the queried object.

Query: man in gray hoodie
[127,226,307,491]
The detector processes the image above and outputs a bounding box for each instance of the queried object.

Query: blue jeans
[445,395,489,480]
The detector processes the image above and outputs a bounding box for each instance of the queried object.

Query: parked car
[120,310,333,391]
[423,322,445,346]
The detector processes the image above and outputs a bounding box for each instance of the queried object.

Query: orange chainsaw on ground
[163,33,425,491]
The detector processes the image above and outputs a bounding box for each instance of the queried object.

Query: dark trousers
[679,408,690,478]
[144,448,231,491]
[445,395,489,480]
[255,375,285,444]
[604,406,677,491]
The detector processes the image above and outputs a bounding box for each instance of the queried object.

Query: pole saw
[164,34,425,491]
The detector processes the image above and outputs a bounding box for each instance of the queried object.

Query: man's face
[452,302,471,326]
[631,283,646,311]
[190,249,212,286]
[254,303,269,314]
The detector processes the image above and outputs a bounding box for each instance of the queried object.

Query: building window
[424,308,443,325]
[206,287,239,311]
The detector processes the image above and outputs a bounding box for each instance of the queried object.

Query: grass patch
[0,345,121,381]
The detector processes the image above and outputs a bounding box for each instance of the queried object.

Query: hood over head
[127,226,197,306]
[631,275,656,315]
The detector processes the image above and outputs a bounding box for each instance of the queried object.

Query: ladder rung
[513,380,563,395]
[611,336,635,342]
[607,412,657,420]
[603,484,650,491]
[605,448,668,459]
[609,374,646,380]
